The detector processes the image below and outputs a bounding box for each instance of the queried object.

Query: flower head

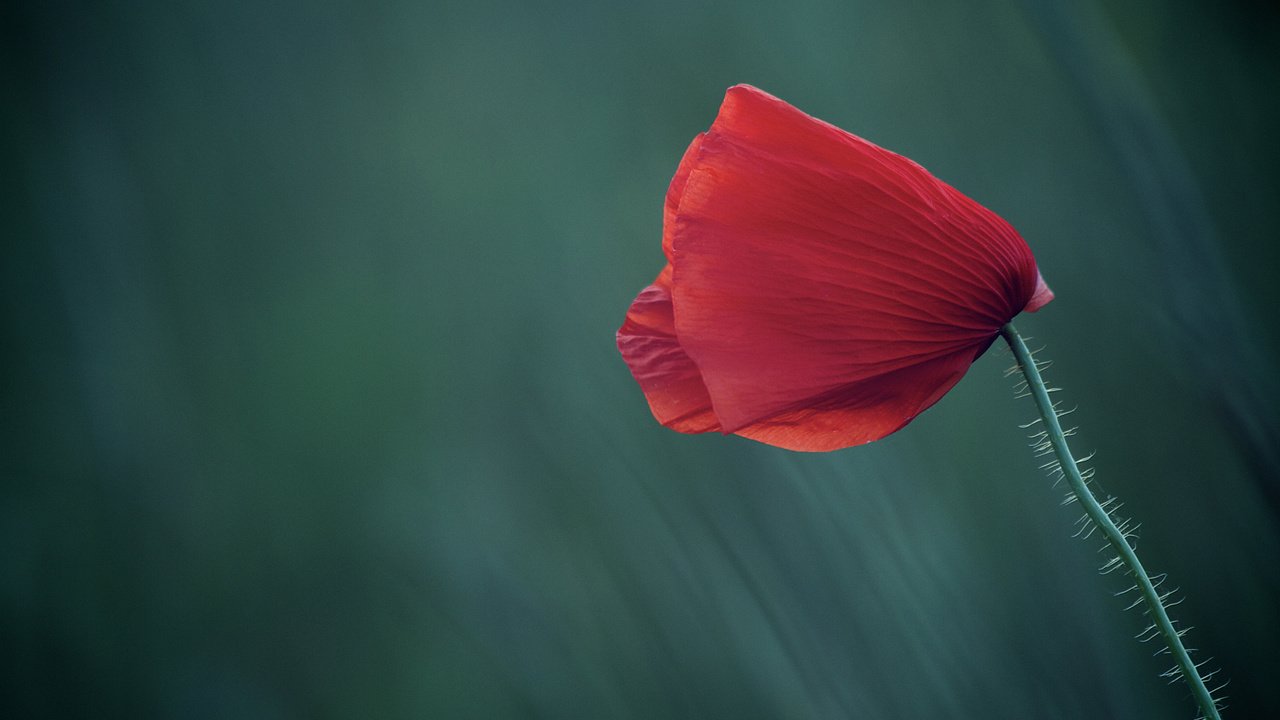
[618,85,1052,451]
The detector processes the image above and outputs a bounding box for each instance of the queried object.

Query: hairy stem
[1000,323,1221,720]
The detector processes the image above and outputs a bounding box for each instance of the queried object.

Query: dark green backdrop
[4,0,1278,717]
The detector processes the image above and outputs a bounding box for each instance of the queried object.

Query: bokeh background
[5,0,1279,717]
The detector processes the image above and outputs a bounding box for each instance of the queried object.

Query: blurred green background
[4,0,1279,717]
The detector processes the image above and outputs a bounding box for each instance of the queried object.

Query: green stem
[1000,323,1220,720]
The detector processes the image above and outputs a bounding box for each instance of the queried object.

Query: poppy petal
[669,85,1042,441]
[734,343,988,451]
[616,267,721,434]
[1025,270,1054,313]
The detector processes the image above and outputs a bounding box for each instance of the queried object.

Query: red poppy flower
[618,85,1053,452]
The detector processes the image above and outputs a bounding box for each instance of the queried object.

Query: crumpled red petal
[619,84,1052,451]
[616,266,721,434]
